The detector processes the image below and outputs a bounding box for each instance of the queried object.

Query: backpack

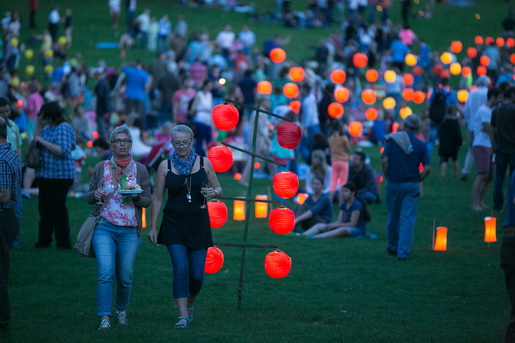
[429,87,449,123]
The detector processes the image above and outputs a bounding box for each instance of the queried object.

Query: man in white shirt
[216,25,235,59]
[238,25,255,55]
[471,87,502,211]
[48,6,60,42]
[136,9,150,49]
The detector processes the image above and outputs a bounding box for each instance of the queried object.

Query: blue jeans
[494,148,515,211]
[167,244,207,299]
[358,190,380,204]
[426,120,441,158]
[194,122,213,156]
[92,220,141,316]
[386,181,420,258]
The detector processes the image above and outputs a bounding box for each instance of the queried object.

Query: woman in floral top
[85,126,151,331]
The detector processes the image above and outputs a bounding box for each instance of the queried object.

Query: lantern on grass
[255,195,268,218]
[475,36,484,45]
[352,53,368,68]
[348,121,363,137]
[366,69,379,82]
[289,67,305,82]
[365,108,378,121]
[434,226,448,251]
[207,200,228,228]
[405,53,417,66]
[382,97,396,110]
[361,89,376,105]
[467,47,477,58]
[480,56,490,67]
[233,197,245,221]
[457,90,469,103]
[205,247,224,273]
[413,91,426,104]
[265,251,292,278]
[257,81,272,95]
[402,88,414,101]
[212,104,239,131]
[207,146,233,173]
[270,48,286,63]
[484,217,497,242]
[450,41,462,53]
[384,70,397,83]
[277,122,302,149]
[289,100,301,114]
[273,171,299,199]
[283,83,299,98]
[330,69,346,84]
[296,193,308,204]
[334,87,350,103]
[450,63,461,75]
[269,206,295,234]
[327,102,344,118]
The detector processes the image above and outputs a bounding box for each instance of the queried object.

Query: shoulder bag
[25,140,43,169]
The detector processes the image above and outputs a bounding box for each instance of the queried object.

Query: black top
[158,157,213,249]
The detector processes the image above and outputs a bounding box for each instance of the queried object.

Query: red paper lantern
[273,171,299,199]
[477,66,487,76]
[361,89,376,105]
[348,121,363,137]
[480,55,490,67]
[327,102,344,118]
[270,48,286,63]
[289,100,301,114]
[207,200,228,229]
[462,66,472,77]
[365,108,378,121]
[467,47,477,58]
[474,36,484,45]
[234,172,242,180]
[450,41,463,53]
[402,88,414,101]
[277,122,302,149]
[392,122,400,133]
[212,104,239,131]
[511,54,515,65]
[413,91,426,104]
[403,73,414,85]
[497,37,506,47]
[352,53,368,68]
[412,66,423,76]
[257,81,272,94]
[334,87,350,103]
[366,69,379,82]
[283,83,299,98]
[485,37,494,45]
[207,146,234,173]
[330,69,346,84]
[507,37,515,47]
[205,247,224,273]
[289,67,305,82]
[269,207,295,235]
[264,251,292,278]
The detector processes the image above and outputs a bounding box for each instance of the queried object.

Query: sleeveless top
[157,156,213,249]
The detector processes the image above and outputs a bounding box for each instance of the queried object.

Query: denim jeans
[494,148,515,211]
[426,120,441,158]
[92,220,141,316]
[386,181,420,258]
[167,244,207,299]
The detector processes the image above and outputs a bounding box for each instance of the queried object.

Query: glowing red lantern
[474,36,484,45]
[467,47,477,58]
[270,48,286,63]
[403,73,414,85]
[87,141,93,148]
[392,122,400,133]
[269,206,295,235]
[212,104,239,131]
[207,200,228,228]
[507,38,515,47]
[92,131,99,139]
[207,146,234,173]
[361,89,376,105]
[205,247,224,273]
[412,66,423,76]
[348,121,363,137]
[289,67,305,82]
[365,108,378,121]
[289,100,301,113]
[496,37,505,47]
[450,41,462,53]
[234,173,242,180]
[283,83,299,99]
[273,171,299,199]
[334,87,350,103]
[352,53,368,68]
[277,122,302,149]
[413,91,426,104]
[511,54,515,65]
[485,37,494,45]
[366,69,379,82]
[264,251,292,278]
[327,102,344,118]
[462,66,472,77]
[434,227,448,251]
[484,217,497,243]
[480,56,490,67]
[257,81,272,94]
[402,88,414,101]
[477,66,487,76]
[330,69,346,84]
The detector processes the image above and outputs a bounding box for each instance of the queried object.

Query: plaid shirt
[0,143,21,209]
[36,123,76,179]
[6,119,21,153]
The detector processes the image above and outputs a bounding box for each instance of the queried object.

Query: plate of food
[118,185,143,195]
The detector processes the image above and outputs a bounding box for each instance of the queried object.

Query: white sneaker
[98,318,111,331]
[117,311,128,325]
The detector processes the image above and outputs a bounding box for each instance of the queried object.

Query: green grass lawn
[0,0,512,341]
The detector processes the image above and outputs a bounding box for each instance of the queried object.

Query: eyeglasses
[173,141,191,147]
[112,139,132,144]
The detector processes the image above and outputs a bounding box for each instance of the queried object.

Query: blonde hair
[310,149,328,178]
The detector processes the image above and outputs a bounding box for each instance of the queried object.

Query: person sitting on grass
[302,183,370,238]
[293,175,333,233]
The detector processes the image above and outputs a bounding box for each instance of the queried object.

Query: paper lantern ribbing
[273,171,299,199]
[270,48,286,63]
[450,63,461,75]
[207,200,228,228]
[365,69,379,82]
[264,251,292,278]
[402,88,414,101]
[450,41,463,53]
[484,217,497,242]
[205,247,224,273]
[327,102,344,118]
[361,89,376,105]
[434,227,448,251]
[269,207,295,235]
[457,89,469,103]
[382,97,396,110]
[440,52,453,65]
[289,67,305,82]
[277,122,302,149]
[384,70,397,83]
[289,100,301,114]
[405,53,417,66]
[467,47,478,58]
[352,53,368,68]
[480,55,490,67]
[475,36,484,45]
[365,108,378,121]
[403,73,414,85]
[283,83,299,99]
[255,195,268,218]
[348,121,363,137]
[207,146,233,173]
[257,81,272,95]
[413,91,426,104]
[334,87,350,103]
[330,69,346,84]
[212,104,239,131]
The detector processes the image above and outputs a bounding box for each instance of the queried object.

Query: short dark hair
[40,101,66,126]
[0,117,7,139]
[0,97,9,107]
[354,150,366,162]
[92,138,109,150]
[504,86,515,99]
[311,174,325,185]
[487,87,501,100]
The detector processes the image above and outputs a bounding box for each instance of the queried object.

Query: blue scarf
[171,150,197,175]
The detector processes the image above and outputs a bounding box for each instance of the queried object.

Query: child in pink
[328,121,351,203]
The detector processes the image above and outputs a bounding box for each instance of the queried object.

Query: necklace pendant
[187,192,192,203]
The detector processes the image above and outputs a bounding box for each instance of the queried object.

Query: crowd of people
[0,0,515,338]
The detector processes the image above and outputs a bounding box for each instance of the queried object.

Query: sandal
[187,307,194,323]
[175,317,189,329]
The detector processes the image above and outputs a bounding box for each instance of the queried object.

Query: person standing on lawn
[0,117,21,331]
[502,169,515,342]
[382,114,431,260]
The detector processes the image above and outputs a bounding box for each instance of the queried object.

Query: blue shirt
[429,87,458,107]
[0,143,21,209]
[383,131,430,183]
[390,39,410,63]
[122,66,149,102]
[305,193,332,223]
[36,123,76,179]
[340,198,366,234]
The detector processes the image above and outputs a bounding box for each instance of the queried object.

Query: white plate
[118,189,143,195]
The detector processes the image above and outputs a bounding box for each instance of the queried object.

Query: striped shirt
[36,123,76,179]
[0,143,21,209]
